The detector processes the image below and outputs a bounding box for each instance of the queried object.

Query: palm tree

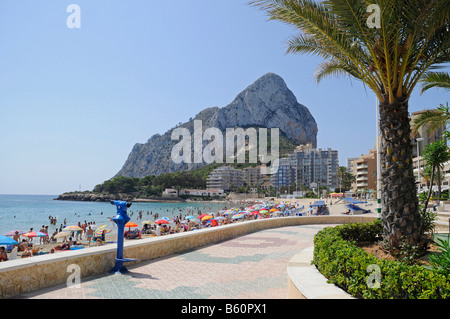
[421,139,450,212]
[250,0,450,251]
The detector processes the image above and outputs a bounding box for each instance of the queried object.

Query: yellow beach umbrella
[63,225,82,231]
[54,231,71,239]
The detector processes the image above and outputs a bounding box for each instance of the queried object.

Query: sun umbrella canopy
[23,231,48,237]
[5,230,24,236]
[54,231,71,239]
[201,215,213,221]
[95,224,109,231]
[209,219,218,227]
[154,219,169,225]
[125,222,138,228]
[185,215,195,220]
[0,235,18,245]
[141,220,154,225]
[95,228,112,235]
[63,225,82,231]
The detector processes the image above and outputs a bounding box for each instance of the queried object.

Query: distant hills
[114,72,318,178]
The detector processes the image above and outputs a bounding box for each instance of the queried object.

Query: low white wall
[0,215,376,298]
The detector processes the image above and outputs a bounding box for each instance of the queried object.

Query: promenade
[13,223,327,299]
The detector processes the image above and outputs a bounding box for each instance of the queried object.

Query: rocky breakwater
[54,192,133,202]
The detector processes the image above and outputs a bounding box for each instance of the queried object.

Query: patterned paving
[17,224,326,299]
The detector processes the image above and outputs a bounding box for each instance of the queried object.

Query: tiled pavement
[17,224,328,299]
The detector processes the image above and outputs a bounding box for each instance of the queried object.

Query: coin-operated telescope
[110,200,137,274]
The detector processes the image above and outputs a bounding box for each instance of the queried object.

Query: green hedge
[312,220,450,299]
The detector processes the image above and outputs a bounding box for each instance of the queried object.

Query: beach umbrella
[198,213,209,220]
[201,215,213,221]
[0,235,18,245]
[125,221,138,232]
[63,225,82,231]
[95,228,112,236]
[95,224,109,232]
[141,220,154,225]
[5,230,24,236]
[54,231,71,239]
[185,215,195,220]
[154,219,169,225]
[232,213,244,220]
[259,209,269,214]
[125,221,138,228]
[23,231,48,238]
[209,219,218,227]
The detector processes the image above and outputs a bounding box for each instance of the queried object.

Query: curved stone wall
[0,215,376,298]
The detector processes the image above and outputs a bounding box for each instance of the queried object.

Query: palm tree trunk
[423,166,435,214]
[437,166,442,199]
[379,97,425,251]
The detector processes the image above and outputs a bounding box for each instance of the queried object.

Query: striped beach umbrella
[95,228,112,236]
[23,231,48,238]
[5,230,24,236]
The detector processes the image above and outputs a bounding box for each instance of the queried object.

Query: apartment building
[271,144,339,191]
[206,166,244,191]
[351,148,377,192]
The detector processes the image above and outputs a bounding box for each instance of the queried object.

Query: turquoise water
[0,195,230,237]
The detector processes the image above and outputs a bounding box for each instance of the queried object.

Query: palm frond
[420,72,450,94]
[411,104,450,136]
[249,0,450,104]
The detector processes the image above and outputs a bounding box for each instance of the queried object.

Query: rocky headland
[114,72,318,178]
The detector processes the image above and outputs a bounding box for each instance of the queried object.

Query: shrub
[428,238,450,274]
[312,220,450,299]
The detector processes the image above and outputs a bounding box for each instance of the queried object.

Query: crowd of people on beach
[1,199,306,261]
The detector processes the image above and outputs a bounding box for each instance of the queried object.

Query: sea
[0,194,232,237]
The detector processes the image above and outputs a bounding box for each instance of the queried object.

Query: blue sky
[0,1,447,195]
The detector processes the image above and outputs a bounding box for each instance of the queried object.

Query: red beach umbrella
[154,219,169,225]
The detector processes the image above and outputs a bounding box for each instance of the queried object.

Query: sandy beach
[7,196,377,259]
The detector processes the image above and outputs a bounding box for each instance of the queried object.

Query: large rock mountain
[115,73,318,178]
